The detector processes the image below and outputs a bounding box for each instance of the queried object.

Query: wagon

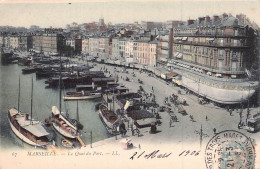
[178,105,187,115]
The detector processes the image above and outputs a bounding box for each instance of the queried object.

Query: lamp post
[194,124,208,149]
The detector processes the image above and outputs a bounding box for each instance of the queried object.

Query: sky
[0,1,259,28]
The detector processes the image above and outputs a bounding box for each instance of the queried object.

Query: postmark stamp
[205,130,255,169]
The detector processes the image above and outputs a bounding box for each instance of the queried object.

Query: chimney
[199,17,205,24]
[187,19,195,25]
[213,15,219,22]
[205,16,210,22]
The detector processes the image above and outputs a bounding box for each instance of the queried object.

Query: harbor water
[0,63,110,149]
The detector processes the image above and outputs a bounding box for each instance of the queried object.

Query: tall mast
[59,54,62,112]
[113,87,115,114]
[18,75,20,113]
[76,100,79,122]
[30,76,33,124]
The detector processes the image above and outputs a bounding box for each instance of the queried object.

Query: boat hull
[64,93,101,101]
[98,113,115,134]
[52,122,76,139]
[8,118,46,147]
[98,107,118,134]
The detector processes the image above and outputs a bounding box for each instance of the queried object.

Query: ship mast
[30,76,33,124]
[17,75,20,113]
[59,54,62,112]
[76,100,79,122]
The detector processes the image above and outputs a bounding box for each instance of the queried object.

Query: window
[234,30,238,36]
[233,40,238,46]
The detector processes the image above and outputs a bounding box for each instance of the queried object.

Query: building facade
[18,35,33,51]
[141,21,164,30]
[172,14,252,77]
[66,39,75,49]
[82,38,89,55]
[111,37,120,59]
[89,37,99,57]
[98,37,110,58]
[9,36,19,49]
[32,33,64,54]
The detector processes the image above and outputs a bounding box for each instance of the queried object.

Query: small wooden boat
[64,91,101,101]
[22,67,37,74]
[61,139,73,148]
[52,106,79,139]
[44,118,52,127]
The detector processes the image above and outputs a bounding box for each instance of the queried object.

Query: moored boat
[52,106,79,139]
[64,91,101,101]
[22,67,37,74]
[8,108,50,147]
[99,104,119,134]
[61,139,73,148]
[8,76,51,148]
[51,56,83,139]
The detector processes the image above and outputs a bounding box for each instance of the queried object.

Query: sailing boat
[99,88,120,134]
[8,76,50,147]
[51,56,82,139]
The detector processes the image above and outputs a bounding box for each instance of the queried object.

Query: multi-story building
[111,36,158,66]
[141,21,164,30]
[66,39,75,49]
[18,35,33,51]
[157,29,173,62]
[168,14,259,104]
[173,14,251,74]
[0,32,5,47]
[32,33,64,54]
[98,37,110,58]
[89,36,99,57]
[166,20,185,29]
[133,40,157,66]
[82,38,89,55]
[125,40,135,63]
[9,35,19,49]
[119,39,126,58]
[4,36,10,48]
[74,38,82,54]
[111,37,120,59]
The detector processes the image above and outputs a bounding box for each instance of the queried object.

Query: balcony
[173,32,247,38]
[161,46,169,50]
[173,40,248,48]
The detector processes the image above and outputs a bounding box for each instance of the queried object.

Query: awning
[161,57,168,62]
[176,53,183,58]
[182,37,188,40]
[23,123,50,137]
[167,72,178,78]
[174,52,179,57]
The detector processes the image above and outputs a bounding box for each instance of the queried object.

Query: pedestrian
[213,128,216,134]
[139,144,141,150]
[206,116,208,121]
[131,126,134,136]
[229,109,232,116]
[238,122,241,129]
